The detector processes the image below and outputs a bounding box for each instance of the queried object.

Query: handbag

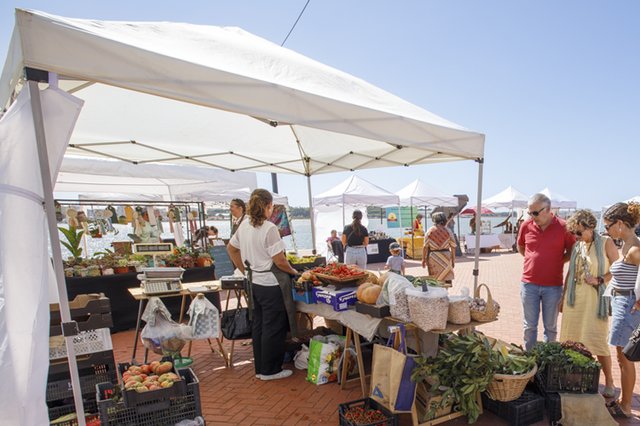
[221,296,252,340]
[370,324,417,413]
[623,322,640,362]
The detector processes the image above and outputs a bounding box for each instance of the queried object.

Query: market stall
[0,9,485,424]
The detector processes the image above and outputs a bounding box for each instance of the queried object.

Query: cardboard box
[313,286,357,311]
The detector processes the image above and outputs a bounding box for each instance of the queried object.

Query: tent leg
[28,80,86,426]
[473,158,484,293]
[306,175,316,254]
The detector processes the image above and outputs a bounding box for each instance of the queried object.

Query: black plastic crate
[117,357,187,411]
[48,350,116,382]
[48,396,98,422]
[482,390,544,426]
[50,294,112,337]
[47,365,117,401]
[97,368,201,426]
[544,392,561,425]
[355,302,390,318]
[338,397,398,426]
[536,363,599,393]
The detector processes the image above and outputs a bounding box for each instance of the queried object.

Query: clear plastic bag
[140,297,191,355]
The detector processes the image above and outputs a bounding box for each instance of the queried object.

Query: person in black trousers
[227,189,299,381]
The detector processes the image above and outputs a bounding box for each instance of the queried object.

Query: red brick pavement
[109,251,640,425]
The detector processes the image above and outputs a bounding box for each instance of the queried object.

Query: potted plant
[128,254,149,272]
[412,332,498,423]
[196,252,213,267]
[94,249,117,275]
[59,226,84,262]
[114,257,131,274]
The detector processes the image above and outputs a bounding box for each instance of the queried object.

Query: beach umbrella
[460,206,494,215]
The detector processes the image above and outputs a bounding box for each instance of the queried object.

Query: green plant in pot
[412,332,498,423]
[114,257,131,274]
[58,226,84,262]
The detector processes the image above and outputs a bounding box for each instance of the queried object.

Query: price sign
[133,243,174,255]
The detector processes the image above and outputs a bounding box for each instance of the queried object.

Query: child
[385,242,405,275]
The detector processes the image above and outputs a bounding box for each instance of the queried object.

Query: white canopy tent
[173,187,288,207]
[395,179,459,207]
[539,187,577,209]
[482,185,529,209]
[0,9,486,424]
[57,156,257,199]
[312,175,399,254]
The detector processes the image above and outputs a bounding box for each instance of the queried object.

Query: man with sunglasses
[517,193,576,351]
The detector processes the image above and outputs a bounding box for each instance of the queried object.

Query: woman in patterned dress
[422,212,456,283]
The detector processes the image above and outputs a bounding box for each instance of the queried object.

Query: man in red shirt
[518,193,575,351]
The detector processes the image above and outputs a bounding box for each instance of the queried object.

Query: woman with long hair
[341,209,369,269]
[422,211,456,283]
[603,202,640,418]
[227,189,299,381]
[559,210,618,398]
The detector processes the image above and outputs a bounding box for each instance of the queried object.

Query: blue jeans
[345,246,367,270]
[521,282,563,352]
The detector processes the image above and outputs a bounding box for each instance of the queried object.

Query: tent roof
[1,9,484,176]
[174,188,288,206]
[313,175,399,206]
[482,185,529,209]
[56,156,257,199]
[539,187,577,209]
[395,179,458,207]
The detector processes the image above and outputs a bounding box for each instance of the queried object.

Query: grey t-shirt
[386,255,404,272]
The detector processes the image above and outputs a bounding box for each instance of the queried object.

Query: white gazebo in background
[475,185,529,251]
[313,175,399,255]
[538,187,577,210]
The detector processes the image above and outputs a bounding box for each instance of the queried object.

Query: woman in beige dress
[560,210,618,397]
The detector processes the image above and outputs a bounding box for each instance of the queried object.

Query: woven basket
[470,283,499,322]
[485,364,537,402]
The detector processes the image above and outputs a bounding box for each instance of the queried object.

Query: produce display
[407,275,448,288]
[531,341,600,371]
[342,406,389,425]
[312,263,367,279]
[121,361,181,393]
[494,345,537,375]
[389,288,411,322]
[287,253,320,264]
[447,297,471,325]
[296,271,322,286]
[468,296,500,320]
[406,288,448,332]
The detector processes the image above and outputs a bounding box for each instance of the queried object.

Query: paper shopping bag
[370,324,417,413]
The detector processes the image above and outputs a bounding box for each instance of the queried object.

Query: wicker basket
[470,283,499,322]
[485,364,537,402]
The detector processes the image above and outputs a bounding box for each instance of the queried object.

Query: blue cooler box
[313,286,358,311]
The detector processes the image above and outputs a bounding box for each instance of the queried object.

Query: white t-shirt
[228,219,286,286]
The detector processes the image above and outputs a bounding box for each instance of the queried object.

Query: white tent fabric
[313,175,400,206]
[173,187,288,206]
[0,87,83,425]
[314,205,368,256]
[395,179,458,207]
[57,156,257,199]
[482,185,529,209]
[77,192,164,202]
[539,187,577,209]
[1,10,484,176]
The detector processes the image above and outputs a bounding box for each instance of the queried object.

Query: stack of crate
[47,294,117,424]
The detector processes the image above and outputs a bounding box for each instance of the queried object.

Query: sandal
[602,386,616,398]
[607,400,632,419]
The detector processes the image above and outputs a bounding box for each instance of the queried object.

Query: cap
[389,242,401,251]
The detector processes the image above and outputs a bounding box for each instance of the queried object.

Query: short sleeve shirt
[342,224,369,246]
[386,255,404,272]
[228,219,285,286]
[517,216,575,286]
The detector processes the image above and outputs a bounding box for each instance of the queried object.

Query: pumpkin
[365,271,380,285]
[357,282,375,301]
[378,272,389,286]
[360,285,382,304]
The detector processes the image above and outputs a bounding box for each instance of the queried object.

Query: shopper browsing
[227,189,299,381]
[342,210,369,269]
[517,193,575,352]
[422,212,456,283]
[384,242,405,275]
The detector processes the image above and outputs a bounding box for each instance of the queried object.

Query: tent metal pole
[28,80,86,426]
[473,158,485,293]
[306,175,316,254]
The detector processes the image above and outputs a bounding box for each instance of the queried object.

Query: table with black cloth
[366,238,395,264]
[65,266,220,332]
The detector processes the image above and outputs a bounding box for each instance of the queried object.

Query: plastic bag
[141,297,191,355]
[382,274,414,321]
[406,287,449,331]
[306,335,345,385]
[294,344,310,370]
[186,295,220,339]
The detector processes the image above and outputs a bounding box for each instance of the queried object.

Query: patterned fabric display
[187,296,220,339]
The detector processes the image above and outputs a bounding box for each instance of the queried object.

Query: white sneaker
[259,369,292,381]
[255,374,262,379]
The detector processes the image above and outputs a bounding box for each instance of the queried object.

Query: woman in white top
[228,189,298,381]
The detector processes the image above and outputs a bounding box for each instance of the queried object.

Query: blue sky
[2,1,638,209]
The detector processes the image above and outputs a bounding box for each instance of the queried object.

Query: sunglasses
[604,221,616,231]
[572,230,583,237]
[527,206,548,217]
